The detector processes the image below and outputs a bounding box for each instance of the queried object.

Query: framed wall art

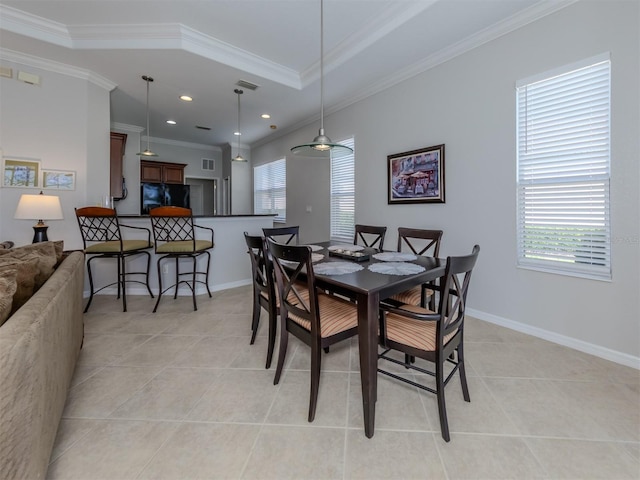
[42,169,76,190]
[2,157,41,188]
[388,144,445,204]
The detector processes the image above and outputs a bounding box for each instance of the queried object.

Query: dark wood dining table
[308,241,445,438]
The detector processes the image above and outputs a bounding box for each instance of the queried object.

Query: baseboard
[467,307,640,370]
[83,278,252,299]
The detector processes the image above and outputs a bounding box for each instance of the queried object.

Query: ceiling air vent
[236,79,260,91]
[202,158,215,171]
[195,125,211,130]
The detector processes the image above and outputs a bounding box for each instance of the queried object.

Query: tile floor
[47,286,640,479]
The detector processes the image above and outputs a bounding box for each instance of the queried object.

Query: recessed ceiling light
[166,120,177,125]
[261,113,271,119]
[179,95,193,102]
[234,131,241,136]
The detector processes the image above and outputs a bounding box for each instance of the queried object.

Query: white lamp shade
[14,194,64,221]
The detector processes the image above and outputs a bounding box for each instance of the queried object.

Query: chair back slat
[397,227,443,257]
[75,207,123,247]
[267,239,320,334]
[149,206,196,249]
[437,245,480,341]
[354,224,387,249]
[263,226,300,245]
[244,233,274,301]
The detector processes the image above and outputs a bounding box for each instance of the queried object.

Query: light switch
[17,70,40,85]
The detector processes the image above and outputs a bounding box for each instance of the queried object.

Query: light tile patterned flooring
[48,286,640,479]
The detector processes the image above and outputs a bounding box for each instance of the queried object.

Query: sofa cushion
[0,241,58,291]
[0,257,39,315]
[0,268,18,326]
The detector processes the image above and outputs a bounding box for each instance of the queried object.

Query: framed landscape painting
[2,158,40,188]
[388,144,445,204]
[42,169,76,190]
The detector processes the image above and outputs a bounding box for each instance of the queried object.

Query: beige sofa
[0,250,84,480]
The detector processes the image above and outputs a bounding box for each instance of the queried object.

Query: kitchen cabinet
[140,160,186,184]
[110,132,127,198]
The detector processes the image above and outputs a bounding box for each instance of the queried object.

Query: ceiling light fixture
[166,120,176,125]
[136,75,158,157]
[180,95,193,102]
[291,0,352,158]
[232,88,247,162]
[261,114,271,119]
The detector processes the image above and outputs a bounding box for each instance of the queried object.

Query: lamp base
[32,225,49,243]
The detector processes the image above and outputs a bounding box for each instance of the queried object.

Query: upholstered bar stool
[149,206,214,312]
[75,206,154,312]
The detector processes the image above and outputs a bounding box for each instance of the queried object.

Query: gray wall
[252,0,640,364]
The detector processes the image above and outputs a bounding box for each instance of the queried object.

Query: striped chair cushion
[260,282,309,308]
[289,293,358,338]
[385,304,455,352]
[389,285,434,306]
[156,240,213,253]
[85,239,152,253]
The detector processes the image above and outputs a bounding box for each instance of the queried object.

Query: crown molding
[0,48,117,91]
[111,122,144,134]
[143,135,221,152]
[0,5,72,47]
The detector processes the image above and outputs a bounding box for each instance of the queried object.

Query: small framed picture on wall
[42,169,76,190]
[2,157,41,188]
[387,144,445,204]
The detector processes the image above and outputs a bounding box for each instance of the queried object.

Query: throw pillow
[0,257,39,315]
[0,267,18,326]
[0,241,58,290]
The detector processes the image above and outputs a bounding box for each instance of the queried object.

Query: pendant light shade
[291,0,353,157]
[232,88,247,162]
[137,75,158,157]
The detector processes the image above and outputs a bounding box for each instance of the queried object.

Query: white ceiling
[0,0,573,149]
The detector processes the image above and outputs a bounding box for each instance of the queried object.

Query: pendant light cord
[319,0,324,132]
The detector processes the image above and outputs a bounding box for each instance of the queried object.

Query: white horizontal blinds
[254,158,286,222]
[516,56,611,279]
[331,137,355,241]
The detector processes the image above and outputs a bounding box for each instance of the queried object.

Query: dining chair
[149,206,214,312]
[75,206,154,313]
[378,245,480,442]
[354,224,387,250]
[267,238,358,422]
[262,225,300,245]
[244,232,278,368]
[386,228,443,309]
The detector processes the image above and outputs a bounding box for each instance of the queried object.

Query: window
[516,54,611,280]
[254,158,286,222]
[331,137,355,241]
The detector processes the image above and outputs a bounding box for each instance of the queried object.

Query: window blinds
[330,138,355,241]
[254,158,286,222]
[516,55,611,280]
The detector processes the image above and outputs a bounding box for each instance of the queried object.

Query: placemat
[327,244,364,252]
[368,262,425,275]
[372,252,417,262]
[314,261,364,275]
[280,252,324,267]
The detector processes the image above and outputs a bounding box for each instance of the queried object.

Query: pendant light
[136,75,158,157]
[291,0,353,157]
[232,88,247,162]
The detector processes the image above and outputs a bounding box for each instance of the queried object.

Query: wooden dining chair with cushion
[149,206,214,312]
[378,245,480,442]
[267,238,359,422]
[386,228,443,309]
[262,225,300,245]
[244,232,278,368]
[75,206,154,312]
[354,224,387,250]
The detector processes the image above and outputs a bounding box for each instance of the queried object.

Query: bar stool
[149,206,214,312]
[75,206,154,312]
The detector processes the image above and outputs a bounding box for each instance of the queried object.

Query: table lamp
[14,191,64,243]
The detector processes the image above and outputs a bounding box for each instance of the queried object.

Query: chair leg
[204,251,212,298]
[120,255,127,312]
[273,325,289,385]
[249,295,260,345]
[153,259,163,313]
[457,344,471,402]
[191,256,198,311]
[436,355,450,442]
[265,305,277,369]
[84,257,96,313]
[308,341,322,422]
[116,255,122,300]
[174,257,180,299]
[323,347,329,353]
[144,251,154,298]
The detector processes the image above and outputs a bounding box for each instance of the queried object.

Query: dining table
[303,241,446,438]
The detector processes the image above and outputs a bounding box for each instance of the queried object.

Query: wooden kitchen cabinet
[140,160,186,184]
[110,132,127,198]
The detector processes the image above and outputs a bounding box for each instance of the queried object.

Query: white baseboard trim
[83,279,253,300]
[467,307,640,370]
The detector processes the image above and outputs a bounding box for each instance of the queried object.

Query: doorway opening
[185,177,218,216]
